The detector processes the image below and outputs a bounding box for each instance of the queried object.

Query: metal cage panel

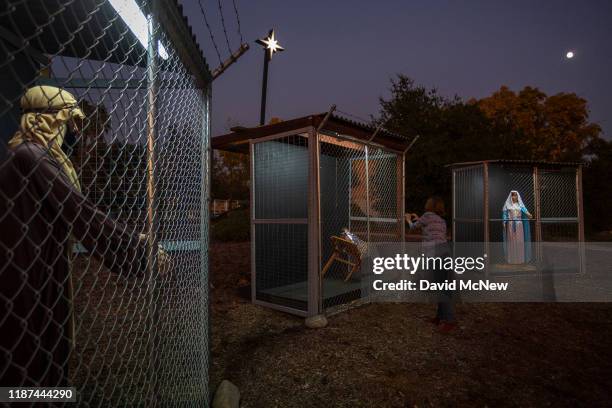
[0,1,211,405]
[452,164,484,242]
[251,134,310,315]
[248,129,404,316]
[318,133,403,312]
[451,162,584,274]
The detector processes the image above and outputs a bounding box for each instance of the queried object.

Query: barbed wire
[231,0,244,44]
[335,108,377,127]
[217,0,232,54]
[197,0,223,66]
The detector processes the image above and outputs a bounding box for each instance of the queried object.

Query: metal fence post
[365,145,370,243]
[452,168,456,242]
[483,163,490,274]
[200,84,212,403]
[400,152,406,241]
[146,10,160,406]
[533,166,542,262]
[1,1,214,403]
[250,140,256,306]
[308,126,321,316]
[576,165,585,273]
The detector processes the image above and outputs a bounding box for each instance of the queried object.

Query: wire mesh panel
[539,168,578,220]
[318,134,402,311]
[487,164,536,267]
[452,165,484,242]
[252,134,309,313]
[0,1,210,406]
[539,168,581,271]
[452,162,583,274]
[367,147,401,243]
[319,134,367,310]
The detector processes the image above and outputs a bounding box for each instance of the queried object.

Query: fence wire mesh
[249,131,403,314]
[452,163,582,272]
[252,134,309,312]
[319,134,402,311]
[487,165,536,266]
[0,1,210,406]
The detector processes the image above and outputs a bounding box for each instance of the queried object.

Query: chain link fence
[252,134,309,312]
[0,0,211,406]
[451,161,584,273]
[319,133,403,312]
[246,126,405,316]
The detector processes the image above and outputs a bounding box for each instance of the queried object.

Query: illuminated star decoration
[256,29,285,59]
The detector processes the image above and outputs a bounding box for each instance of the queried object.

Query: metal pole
[365,145,370,243]
[533,166,542,262]
[316,105,336,133]
[309,106,334,315]
[146,11,160,406]
[483,163,489,274]
[212,43,250,80]
[199,84,212,403]
[400,152,406,242]
[368,125,382,143]
[403,135,420,154]
[259,52,270,126]
[250,140,256,303]
[576,165,585,273]
[452,169,456,242]
[307,126,321,316]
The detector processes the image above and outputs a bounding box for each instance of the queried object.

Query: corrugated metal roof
[213,111,413,153]
[326,112,409,142]
[0,0,211,85]
[448,159,582,168]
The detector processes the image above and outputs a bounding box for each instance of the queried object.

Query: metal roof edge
[153,1,212,87]
[446,159,583,168]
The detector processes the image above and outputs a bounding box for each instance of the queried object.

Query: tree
[211,150,249,200]
[478,86,601,162]
[583,138,612,233]
[376,75,496,214]
[377,76,606,233]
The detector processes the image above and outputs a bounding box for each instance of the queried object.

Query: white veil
[502,190,526,212]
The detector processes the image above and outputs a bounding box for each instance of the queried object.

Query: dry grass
[210,242,612,407]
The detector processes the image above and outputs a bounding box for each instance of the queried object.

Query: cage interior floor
[259,278,362,302]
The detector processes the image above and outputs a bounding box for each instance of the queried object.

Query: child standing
[405,196,456,333]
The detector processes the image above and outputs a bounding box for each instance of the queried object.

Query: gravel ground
[210,241,612,407]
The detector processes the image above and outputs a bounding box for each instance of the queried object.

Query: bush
[211,208,250,242]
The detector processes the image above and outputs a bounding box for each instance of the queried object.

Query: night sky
[180,0,612,138]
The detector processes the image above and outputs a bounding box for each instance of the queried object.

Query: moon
[566,51,575,59]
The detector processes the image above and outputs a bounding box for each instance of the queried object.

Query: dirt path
[210,242,612,407]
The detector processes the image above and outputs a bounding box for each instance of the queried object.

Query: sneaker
[438,321,457,333]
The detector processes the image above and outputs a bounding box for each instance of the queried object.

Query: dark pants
[432,243,455,322]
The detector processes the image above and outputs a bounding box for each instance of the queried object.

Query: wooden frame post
[577,165,585,273]
[399,153,406,241]
[483,162,490,274]
[249,140,256,304]
[308,126,321,316]
[533,166,542,262]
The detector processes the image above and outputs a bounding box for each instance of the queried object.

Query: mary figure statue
[502,190,533,264]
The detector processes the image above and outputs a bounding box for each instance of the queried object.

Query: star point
[256,29,285,59]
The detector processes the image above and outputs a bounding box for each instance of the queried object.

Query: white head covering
[503,190,526,212]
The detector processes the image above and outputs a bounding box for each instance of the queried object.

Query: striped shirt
[409,211,447,244]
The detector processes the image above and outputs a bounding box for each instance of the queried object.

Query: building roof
[212,112,412,153]
[448,159,582,168]
[1,0,211,87]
